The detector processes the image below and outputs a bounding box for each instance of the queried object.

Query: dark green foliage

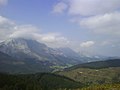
[0,73,82,90]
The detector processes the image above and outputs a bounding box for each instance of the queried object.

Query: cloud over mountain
[0,16,69,48]
[80,41,95,48]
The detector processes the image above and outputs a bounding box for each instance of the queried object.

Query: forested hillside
[0,73,83,90]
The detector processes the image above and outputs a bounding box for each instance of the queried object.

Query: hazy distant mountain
[56,48,108,63]
[78,52,109,62]
[56,47,81,58]
[65,59,120,70]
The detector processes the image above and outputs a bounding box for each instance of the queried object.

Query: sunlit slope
[57,59,120,85]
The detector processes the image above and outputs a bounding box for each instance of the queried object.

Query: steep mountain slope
[57,59,120,85]
[0,51,25,73]
[0,38,56,61]
[0,38,84,73]
[0,51,20,63]
[56,48,108,63]
[56,47,81,58]
[0,51,53,73]
[0,38,83,64]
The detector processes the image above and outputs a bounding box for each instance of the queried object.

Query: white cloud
[80,12,120,36]
[0,16,69,48]
[9,26,69,48]
[0,16,15,41]
[53,0,120,16]
[80,41,95,48]
[0,16,41,41]
[41,33,67,43]
[68,0,120,16]
[9,25,39,39]
[35,33,69,48]
[0,16,14,25]
[39,33,60,43]
[53,2,68,14]
[53,0,120,37]
[0,0,7,6]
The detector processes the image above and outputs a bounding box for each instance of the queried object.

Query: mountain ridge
[64,59,120,71]
[0,38,83,73]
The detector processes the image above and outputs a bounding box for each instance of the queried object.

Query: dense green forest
[0,73,83,90]
[0,73,120,90]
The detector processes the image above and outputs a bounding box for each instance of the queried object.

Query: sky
[0,0,120,56]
